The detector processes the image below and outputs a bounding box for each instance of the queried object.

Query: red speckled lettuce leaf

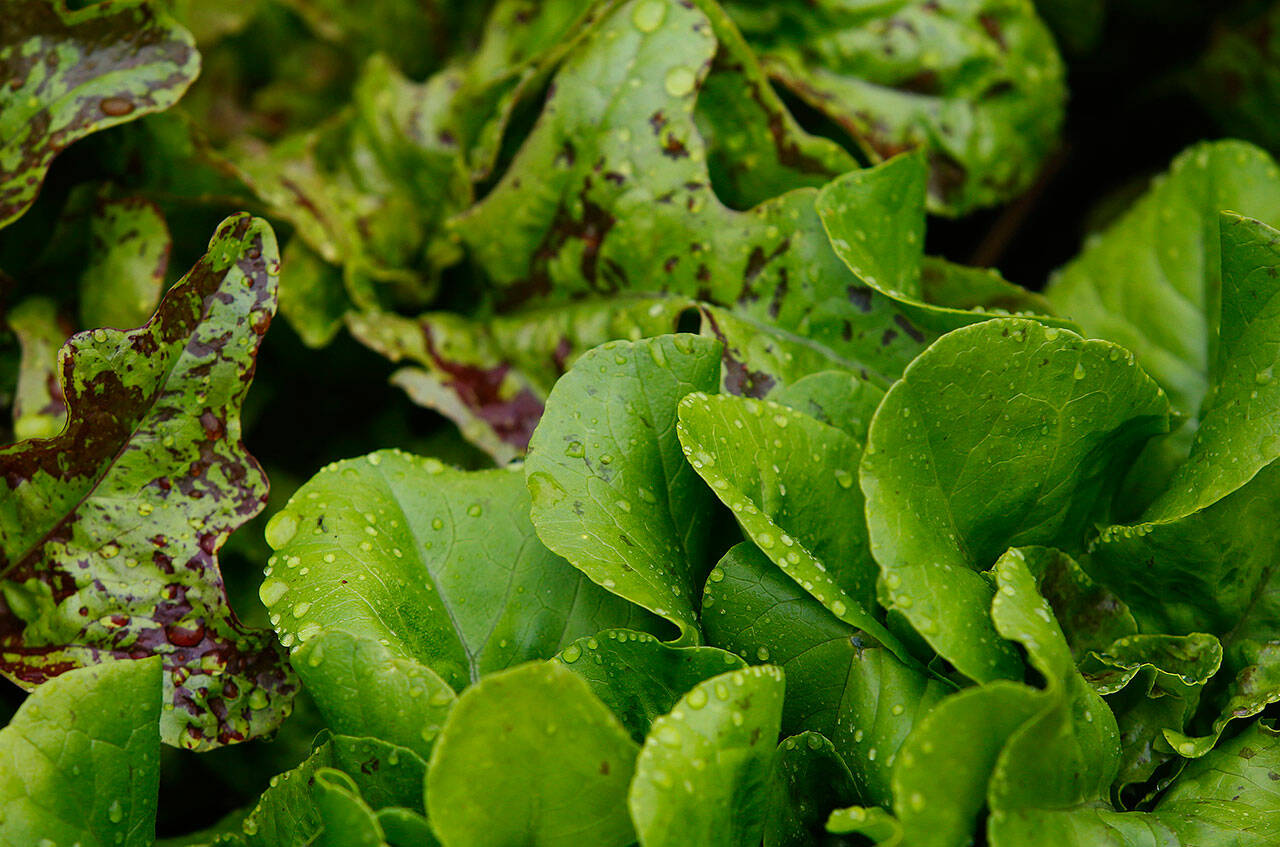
[0,213,296,750]
[0,0,200,229]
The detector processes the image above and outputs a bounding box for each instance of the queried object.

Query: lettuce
[4,0,1280,844]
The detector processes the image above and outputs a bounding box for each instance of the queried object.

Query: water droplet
[467,503,483,517]
[686,688,708,709]
[664,66,696,97]
[708,567,725,583]
[834,469,854,489]
[831,600,847,616]
[265,512,299,550]
[657,725,682,747]
[108,800,123,823]
[632,0,666,32]
[1073,363,1086,380]
[756,646,770,661]
[259,580,288,608]
[292,601,312,618]
[561,644,582,664]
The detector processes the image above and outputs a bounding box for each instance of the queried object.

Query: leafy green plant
[5,0,1280,844]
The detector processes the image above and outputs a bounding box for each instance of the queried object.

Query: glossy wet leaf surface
[0,214,295,750]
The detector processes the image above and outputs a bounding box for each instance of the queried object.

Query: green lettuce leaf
[816,152,1070,332]
[988,721,1280,845]
[1046,140,1280,419]
[0,214,295,750]
[766,732,861,847]
[525,335,721,643]
[891,548,1118,846]
[1087,215,1280,753]
[261,450,648,695]
[451,0,926,379]
[226,733,427,847]
[702,543,947,806]
[6,297,69,441]
[0,657,161,847]
[78,195,171,331]
[629,664,785,847]
[555,628,746,742]
[426,661,639,847]
[0,0,200,228]
[725,0,1067,214]
[677,391,913,661]
[860,318,1170,682]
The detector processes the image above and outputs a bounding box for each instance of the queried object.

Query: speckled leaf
[0,0,200,228]
[0,213,295,750]
[277,238,348,349]
[629,665,785,847]
[1162,642,1280,759]
[347,296,692,463]
[703,543,948,807]
[860,318,1170,683]
[685,0,858,209]
[525,335,721,644]
[765,732,860,847]
[677,392,912,662]
[426,661,639,847]
[555,627,746,743]
[290,631,455,761]
[1086,215,1280,753]
[226,54,468,311]
[1046,140,1280,418]
[228,734,426,847]
[78,195,171,331]
[0,658,161,847]
[1152,720,1280,844]
[697,304,898,401]
[261,450,650,694]
[817,153,1069,332]
[7,297,69,441]
[451,0,926,381]
[725,0,1066,214]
